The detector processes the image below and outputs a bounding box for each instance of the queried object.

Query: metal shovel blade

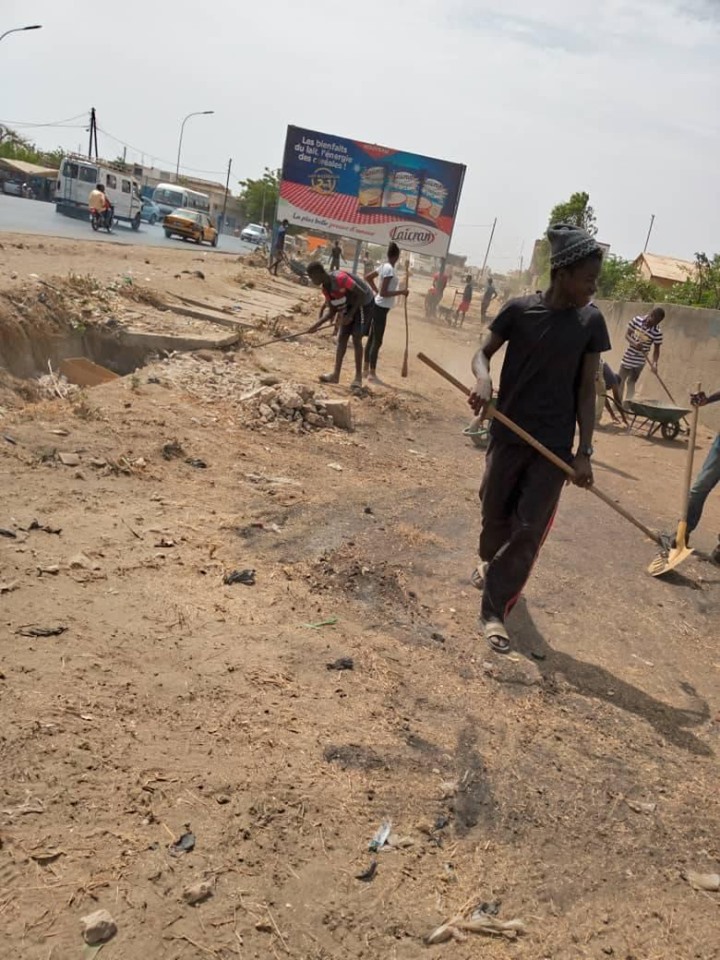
[648,544,694,577]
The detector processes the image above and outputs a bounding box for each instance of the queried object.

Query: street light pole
[0,24,42,43]
[175,110,214,182]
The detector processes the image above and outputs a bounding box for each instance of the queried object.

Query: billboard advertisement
[277,125,466,258]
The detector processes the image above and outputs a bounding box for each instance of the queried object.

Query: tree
[596,254,662,302]
[0,125,64,169]
[549,191,597,236]
[533,190,597,285]
[665,252,720,310]
[238,167,280,225]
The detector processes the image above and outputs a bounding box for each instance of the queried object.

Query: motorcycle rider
[88,183,113,229]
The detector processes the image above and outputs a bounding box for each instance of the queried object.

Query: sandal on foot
[470,562,488,591]
[481,619,510,654]
[319,373,339,384]
[350,378,362,390]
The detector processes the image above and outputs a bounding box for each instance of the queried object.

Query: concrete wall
[596,299,720,433]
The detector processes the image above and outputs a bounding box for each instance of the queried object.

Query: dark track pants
[479,440,566,622]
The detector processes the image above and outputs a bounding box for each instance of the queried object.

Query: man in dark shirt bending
[468,224,611,653]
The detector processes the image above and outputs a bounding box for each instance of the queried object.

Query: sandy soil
[0,236,719,960]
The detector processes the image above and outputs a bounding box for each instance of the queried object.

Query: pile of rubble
[156,353,352,432]
[239,378,352,432]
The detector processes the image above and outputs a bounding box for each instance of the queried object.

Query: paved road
[0,194,255,256]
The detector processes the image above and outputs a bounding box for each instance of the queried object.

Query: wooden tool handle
[682,382,702,521]
[417,352,662,545]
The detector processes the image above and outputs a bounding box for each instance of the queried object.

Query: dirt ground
[1,234,719,960]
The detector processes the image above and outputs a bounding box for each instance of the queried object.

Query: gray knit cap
[548,223,601,269]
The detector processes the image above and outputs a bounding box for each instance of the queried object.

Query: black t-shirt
[489,294,611,453]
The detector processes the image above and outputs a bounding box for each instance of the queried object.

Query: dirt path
[0,238,719,960]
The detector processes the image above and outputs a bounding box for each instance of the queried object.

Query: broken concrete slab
[59,357,120,388]
[321,399,354,431]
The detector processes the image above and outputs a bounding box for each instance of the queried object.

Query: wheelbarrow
[624,398,691,441]
[287,258,310,286]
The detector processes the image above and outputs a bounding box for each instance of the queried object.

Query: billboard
[277,125,466,258]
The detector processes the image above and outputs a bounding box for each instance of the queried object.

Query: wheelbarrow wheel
[661,420,680,441]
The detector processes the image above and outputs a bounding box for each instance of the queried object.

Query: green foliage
[597,255,663,302]
[237,167,280,225]
[549,191,597,236]
[0,125,63,168]
[664,252,720,310]
[533,190,597,286]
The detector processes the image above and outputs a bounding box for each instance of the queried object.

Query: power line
[97,125,227,177]
[0,112,88,128]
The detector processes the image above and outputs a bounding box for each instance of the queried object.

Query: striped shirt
[621,315,663,369]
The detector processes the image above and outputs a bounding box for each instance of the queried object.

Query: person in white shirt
[363,242,408,382]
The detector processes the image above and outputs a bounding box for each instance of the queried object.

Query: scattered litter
[81,909,117,945]
[3,435,17,445]
[37,565,60,576]
[369,820,392,852]
[155,538,176,548]
[0,528,17,539]
[326,656,354,671]
[58,452,80,467]
[626,800,656,815]
[682,870,720,892]
[223,569,256,586]
[0,581,19,595]
[28,519,62,535]
[327,462,343,472]
[303,617,338,629]
[16,624,67,637]
[185,457,207,469]
[162,439,185,461]
[182,880,214,906]
[50,428,70,437]
[355,860,378,882]
[427,900,526,944]
[168,830,196,857]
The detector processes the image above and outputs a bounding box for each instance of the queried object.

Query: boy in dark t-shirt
[468,224,611,654]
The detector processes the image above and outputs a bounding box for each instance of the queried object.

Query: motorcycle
[90,206,113,233]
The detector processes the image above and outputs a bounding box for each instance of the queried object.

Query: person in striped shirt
[618,307,664,402]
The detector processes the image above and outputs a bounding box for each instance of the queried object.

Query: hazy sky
[2,0,719,270]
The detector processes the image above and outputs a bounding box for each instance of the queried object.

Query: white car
[241,223,269,245]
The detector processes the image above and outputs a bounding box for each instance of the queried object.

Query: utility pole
[217,158,232,244]
[87,107,98,160]
[480,217,497,278]
[643,214,655,253]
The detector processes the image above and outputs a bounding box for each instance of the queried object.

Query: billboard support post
[352,239,362,274]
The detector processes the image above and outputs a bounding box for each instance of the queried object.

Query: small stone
[304,412,322,426]
[182,880,214,906]
[255,919,273,933]
[38,565,60,576]
[69,553,100,571]
[58,452,80,467]
[80,909,117,945]
[260,375,280,386]
[216,794,231,805]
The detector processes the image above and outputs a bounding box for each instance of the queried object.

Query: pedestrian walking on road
[480,275,498,322]
[269,219,289,276]
[618,308,664,402]
[330,238,342,271]
[363,242,408,382]
[468,224,610,654]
